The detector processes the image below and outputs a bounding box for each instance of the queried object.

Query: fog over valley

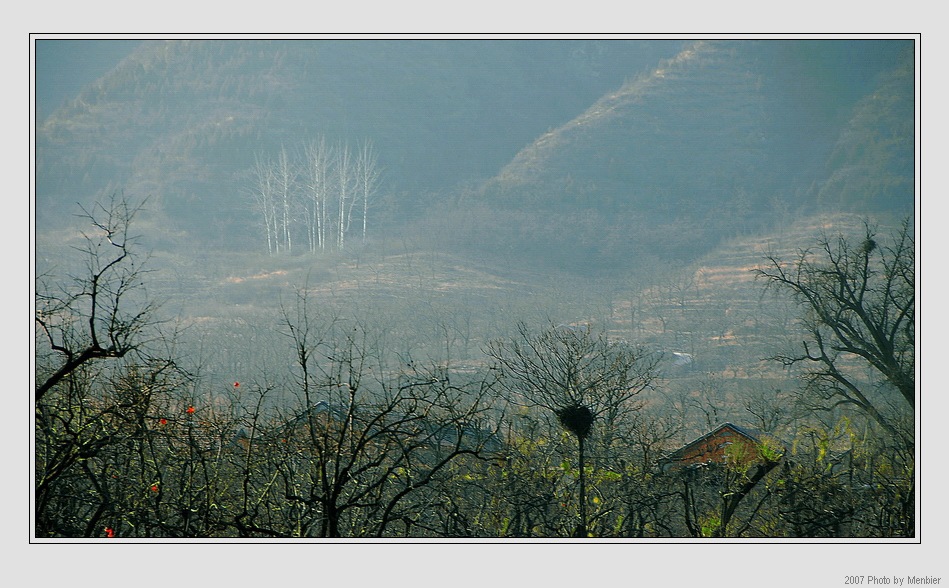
[33,38,917,542]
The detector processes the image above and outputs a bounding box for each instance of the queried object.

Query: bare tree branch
[36,194,163,402]
[755,217,914,447]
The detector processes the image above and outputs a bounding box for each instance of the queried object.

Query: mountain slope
[816,46,915,213]
[35,39,685,238]
[35,39,914,279]
[453,40,914,275]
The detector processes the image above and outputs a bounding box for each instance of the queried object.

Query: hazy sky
[33,39,142,122]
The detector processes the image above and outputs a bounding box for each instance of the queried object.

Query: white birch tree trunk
[356,139,381,244]
[302,137,332,253]
[336,142,352,251]
[251,153,277,255]
[275,146,298,254]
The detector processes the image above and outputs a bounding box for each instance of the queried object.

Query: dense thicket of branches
[34,198,915,539]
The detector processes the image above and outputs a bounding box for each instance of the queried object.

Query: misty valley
[34,39,915,539]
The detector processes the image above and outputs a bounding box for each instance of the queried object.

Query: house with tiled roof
[659,422,782,472]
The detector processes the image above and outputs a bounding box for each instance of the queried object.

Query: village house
[659,422,782,473]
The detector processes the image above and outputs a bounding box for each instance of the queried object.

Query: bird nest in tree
[557,404,594,439]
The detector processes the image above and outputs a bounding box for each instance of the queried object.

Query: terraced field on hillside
[37,206,902,439]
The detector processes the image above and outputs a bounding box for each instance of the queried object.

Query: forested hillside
[36,40,686,237]
[465,40,914,273]
[37,40,912,257]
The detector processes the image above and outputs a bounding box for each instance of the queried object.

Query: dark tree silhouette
[755,217,914,449]
[486,321,659,536]
[35,194,163,402]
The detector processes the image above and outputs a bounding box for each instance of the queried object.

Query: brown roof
[661,422,767,465]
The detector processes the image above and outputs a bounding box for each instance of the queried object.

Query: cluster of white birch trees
[249,137,382,254]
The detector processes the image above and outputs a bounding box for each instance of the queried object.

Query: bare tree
[34,193,193,537]
[335,141,354,250]
[249,153,278,254]
[260,288,502,537]
[274,146,299,254]
[249,137,384,254]
[355,139,382,244]
[486,321,660,536]
[755,217,915,449]
[35,194,163,402]
[301,137,333,253]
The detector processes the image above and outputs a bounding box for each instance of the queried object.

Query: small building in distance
[660,422,782,473]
